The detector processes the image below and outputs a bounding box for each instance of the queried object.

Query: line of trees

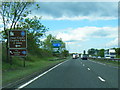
[87,48,120,58]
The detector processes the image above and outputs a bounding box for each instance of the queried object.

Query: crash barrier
[88,57,120,62]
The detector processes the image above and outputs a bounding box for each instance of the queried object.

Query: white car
[105,56,111,59]
[98,56,101,58]
[72,54,77,59]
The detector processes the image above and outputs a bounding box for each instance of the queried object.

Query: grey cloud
[34,2,117,18]
[65,40,82,42]
[91,30,109,37]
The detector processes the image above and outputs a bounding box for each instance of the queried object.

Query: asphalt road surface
[18,58,118,88]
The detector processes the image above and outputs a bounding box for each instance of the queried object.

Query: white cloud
[41,15,117,21]
[106,38,118,47]
[55,26,117,42]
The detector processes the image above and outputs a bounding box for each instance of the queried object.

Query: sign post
[8,30,27,67]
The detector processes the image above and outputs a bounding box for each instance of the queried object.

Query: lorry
[104,49,116,58]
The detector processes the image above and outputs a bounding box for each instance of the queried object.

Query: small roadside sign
[9,49,27,57]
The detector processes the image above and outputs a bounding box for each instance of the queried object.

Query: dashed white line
[87,68,90,70]
[16,60,68,90]
[97,62,106,65]
[83,64,85,66]
[98,76,105,82]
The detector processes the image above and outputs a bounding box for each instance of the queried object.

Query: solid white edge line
[87,68,90,70]
[16,60,68,90]
[98,76,105,82]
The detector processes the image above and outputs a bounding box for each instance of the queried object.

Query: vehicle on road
[97,56,101,58]
[81,54,88,60]
[104,49,116,58]
[72,54,77,59]
[77,54,79,58]
[105,55,111,59]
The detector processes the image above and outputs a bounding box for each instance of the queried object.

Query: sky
[28,2,118,53]
[0,2,118,53]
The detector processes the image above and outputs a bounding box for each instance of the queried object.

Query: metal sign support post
[8,49,12,65]
[10,56,12,65]
[23,57,26,67]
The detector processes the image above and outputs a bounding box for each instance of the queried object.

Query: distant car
[72,54,77,59]
[92,56,96,58]
[77,54,79,58]
[97,56,101,58]
[105,56,111,59]
[81,54,87,60]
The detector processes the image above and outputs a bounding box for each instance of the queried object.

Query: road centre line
[16,60,68,90]
[98,76,106,82]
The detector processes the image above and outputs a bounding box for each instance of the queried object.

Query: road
[17,58,118,88]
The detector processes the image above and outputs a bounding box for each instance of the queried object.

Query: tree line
[87,48,120,58]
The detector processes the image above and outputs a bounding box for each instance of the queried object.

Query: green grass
[90,58,119,67]
[2,55,67,86]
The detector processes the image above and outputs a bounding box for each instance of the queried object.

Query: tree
[43,34,67,55]
[62,50,69,57]
[115,48,120,57]
[0,2,47,62]
[97,49,104,57]
[19,17,48,53]
[88,48,96,56]
[1,2,33,62]
[1,2,33,34]
[43,34,56,51]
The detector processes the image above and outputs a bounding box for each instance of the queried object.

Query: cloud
[58,26,116,38]
[106,38,118,47]
[54,26,117,43]
[46,26,117,52]
[40,15,117,20]
[90,27,118,38]
[32,2,118,20]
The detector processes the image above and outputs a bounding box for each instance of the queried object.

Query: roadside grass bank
[2,55,69,87]
[89,58,120,67]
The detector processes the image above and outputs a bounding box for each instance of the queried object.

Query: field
[2,55,68,87]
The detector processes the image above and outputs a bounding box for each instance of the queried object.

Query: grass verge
[89,58,120,67]
[2,55,68,87]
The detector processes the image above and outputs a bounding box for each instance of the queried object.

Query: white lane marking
[16,60,68,90]
[98,76,105,82]
[87,68,90,70]
[83,64,85,66]
[89,60,106,65]
[97,62,106,65]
